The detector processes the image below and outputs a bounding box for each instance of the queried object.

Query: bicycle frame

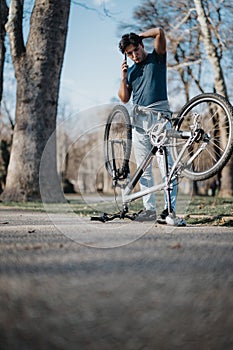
[117,117,210,213]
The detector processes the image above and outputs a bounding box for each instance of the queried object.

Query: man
[118,28,178,223]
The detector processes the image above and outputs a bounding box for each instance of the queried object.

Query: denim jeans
[132,108,177,212]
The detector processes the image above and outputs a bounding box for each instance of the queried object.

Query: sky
[60,0,142,113]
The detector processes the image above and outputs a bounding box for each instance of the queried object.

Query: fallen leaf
[169,242,182,249]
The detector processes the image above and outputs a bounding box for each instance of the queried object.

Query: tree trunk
[194,0,233,196]
[1,0,71,202]
[0,0,8,103]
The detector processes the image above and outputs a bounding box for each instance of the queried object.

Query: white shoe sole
[166,215,186,226]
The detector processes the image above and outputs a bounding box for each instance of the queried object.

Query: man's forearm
[118,78,131,103]
[140,27,164,39]
[140,27,166,55]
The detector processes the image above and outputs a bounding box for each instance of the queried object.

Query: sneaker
[157,208,186,226]
[166,214,186,226]
[135,210,156,222]
[157,208,171,224]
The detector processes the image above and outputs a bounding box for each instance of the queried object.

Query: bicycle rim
[104,105,132,179]
[172,93,233,181]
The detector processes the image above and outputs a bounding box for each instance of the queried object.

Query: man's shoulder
[149,49,166,63]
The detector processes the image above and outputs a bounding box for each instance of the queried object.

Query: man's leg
[156,147,177,213]
[133,128,156,211]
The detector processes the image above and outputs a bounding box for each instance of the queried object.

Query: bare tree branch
[2,99,14,130]
[5,0,25,62]
[72,0,117,19]
[168,58,202,70]
[172,8,196,31]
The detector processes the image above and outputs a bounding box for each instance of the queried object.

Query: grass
[0,200,44,211]
[0,194,232,226]
[184,196,233,226]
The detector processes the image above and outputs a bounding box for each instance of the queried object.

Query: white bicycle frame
[119,114,209,213]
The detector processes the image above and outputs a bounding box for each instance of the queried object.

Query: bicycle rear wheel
[172,93,233,181]
[104,105,132,180]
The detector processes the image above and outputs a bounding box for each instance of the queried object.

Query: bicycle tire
[172,93,233,181]
[104,105,132,179]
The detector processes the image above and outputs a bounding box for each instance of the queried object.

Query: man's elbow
[118,93,129,104]
[120,97,130,103]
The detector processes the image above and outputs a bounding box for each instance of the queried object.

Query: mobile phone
[124,53,128,72]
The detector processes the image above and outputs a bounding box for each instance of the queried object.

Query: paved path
[0,208,233,349]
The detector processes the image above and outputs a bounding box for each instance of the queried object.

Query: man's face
[125,44,146,63]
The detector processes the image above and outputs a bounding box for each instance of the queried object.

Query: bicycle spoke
[104,105,132,181]
[172,93,233,181]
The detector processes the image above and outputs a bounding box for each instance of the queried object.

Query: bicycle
[91,93,233,223]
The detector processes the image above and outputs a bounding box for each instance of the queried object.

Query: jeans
[132,108,177,212]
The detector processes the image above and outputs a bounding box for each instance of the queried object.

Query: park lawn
[184,196,233,226]
[0,195,232,226]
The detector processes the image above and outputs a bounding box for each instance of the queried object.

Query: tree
[193,0,233,196]
[1,0,71,201]
[0,0,8,104]
[193,0,227,96]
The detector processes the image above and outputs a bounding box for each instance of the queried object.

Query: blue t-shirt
[127,50,168,106]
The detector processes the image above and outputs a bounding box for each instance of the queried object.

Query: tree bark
[193,0,227,97]
[0,0,8,104]
[194,0,233,196]
[2,0,71,202]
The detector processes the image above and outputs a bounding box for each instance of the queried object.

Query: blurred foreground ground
[0,207,232,349]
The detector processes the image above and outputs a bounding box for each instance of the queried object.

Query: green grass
[0,194,232,226]
[185,196,233,226]
[0,201,44,211]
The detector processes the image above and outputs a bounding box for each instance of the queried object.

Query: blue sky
[61,0,142,112]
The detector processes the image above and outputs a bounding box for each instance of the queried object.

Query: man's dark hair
[118,32,143,54]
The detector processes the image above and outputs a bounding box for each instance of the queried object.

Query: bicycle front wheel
[172,93,233,181]
[104,105,132,180]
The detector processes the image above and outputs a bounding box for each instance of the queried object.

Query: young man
[118,28,178,223]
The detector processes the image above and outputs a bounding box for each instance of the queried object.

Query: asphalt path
[0,208,233,350]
